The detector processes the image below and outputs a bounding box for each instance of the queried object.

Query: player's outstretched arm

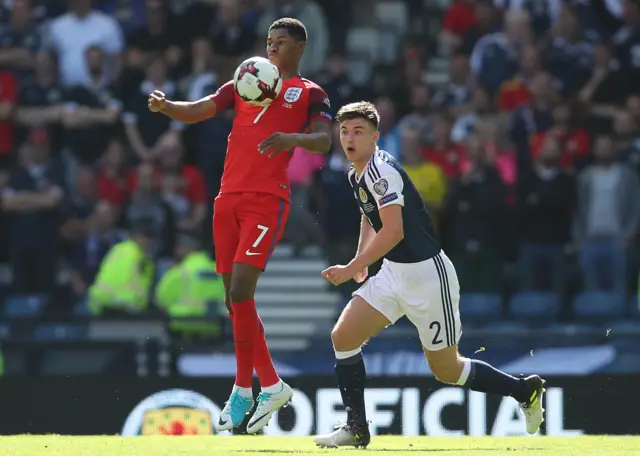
[148,81,234,124]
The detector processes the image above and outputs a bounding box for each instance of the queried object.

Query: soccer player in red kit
[147,18,332,434]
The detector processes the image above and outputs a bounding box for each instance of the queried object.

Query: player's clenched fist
[148,90,167,112]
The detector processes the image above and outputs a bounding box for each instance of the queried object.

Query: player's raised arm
[148,81,235,124]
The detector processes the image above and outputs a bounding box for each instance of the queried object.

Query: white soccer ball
[233,56,283,107]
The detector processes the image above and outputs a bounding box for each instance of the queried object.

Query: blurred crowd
[0,0,640,318]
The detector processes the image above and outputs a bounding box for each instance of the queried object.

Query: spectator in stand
[315,52,361,117]
[614,108,640,174]
[384,46,427,117]
[450,86,492,145]
[97,137,133,209]
[578,42,629,135]
[444,135,507,293]
[529,101,591,171]
[612,0,640,94]
[400,124,447,232]
[287,147,325,256]
[432,54,472,118]
[258,0,328,75]
[517,134,576,293]
[456,0,499,56]
[375,96,402,160]
[497,45,541,113]
[48,0,124,87]
[61,46,122,167]
[493,0,561,38]
[540,3,593,96]
[154,132,207,234]
[15,51,64,149]
[123,54,184,163]
[575,135,640,298]
[509,71,559,171]
[66,200,121,299]
[470,8,533,93]
[422,114,466,179]
[210,0,257,65]
[397,83,433,146]
[0,0,43,75]
[123,162,175,258]
[439,0,477,56]
[126,0,188,77]
[0,69,17,171]
[59,167,99,254]
[182,38,231,201]
[1,127,65,294]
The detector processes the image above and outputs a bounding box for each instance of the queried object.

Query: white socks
[233,384,253,398]
[233,379,283,397]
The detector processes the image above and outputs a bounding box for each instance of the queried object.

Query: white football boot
[518,375,546,434]
[245,382,293,434]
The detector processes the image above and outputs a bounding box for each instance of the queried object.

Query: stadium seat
[572,291,625,321]
[72,298,91,317]
[3,294,47,318]
[346,27,380,62]
[34,324,87,341]
[377,27,400,65]
[546,323,599,346]
[508,292,560,323]
[345,52,374,86]
[459,293,502,324]
[484,321,529,333]
[374,1,408,36]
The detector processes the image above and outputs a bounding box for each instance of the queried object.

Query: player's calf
[424,345,546,434]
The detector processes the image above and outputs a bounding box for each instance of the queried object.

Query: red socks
[254,317,280,387]
[230,300,280,388]
[231,300,259,388]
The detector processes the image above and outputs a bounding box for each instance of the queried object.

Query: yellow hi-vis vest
[155,251,225,317]
[88,240,154,315]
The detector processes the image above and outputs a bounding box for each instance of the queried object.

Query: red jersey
[210,77,331,201]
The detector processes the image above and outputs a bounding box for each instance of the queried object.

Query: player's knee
[429,358,465,384]
[229,288,248,303]
[331,325,359,352]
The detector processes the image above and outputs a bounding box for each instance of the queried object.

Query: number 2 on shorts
[253,224,270,247]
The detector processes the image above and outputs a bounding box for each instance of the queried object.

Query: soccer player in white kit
[315,101,546,448]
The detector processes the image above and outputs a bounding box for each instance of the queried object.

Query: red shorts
[213,192,290,274]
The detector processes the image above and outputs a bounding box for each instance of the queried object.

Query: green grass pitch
[0,436,639,455]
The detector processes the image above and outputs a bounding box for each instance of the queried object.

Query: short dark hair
[269,17,307,42]
[336,101,380,129]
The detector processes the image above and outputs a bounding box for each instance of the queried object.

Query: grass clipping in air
[1,436,640,455]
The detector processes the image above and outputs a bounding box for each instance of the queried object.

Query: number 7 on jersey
[246,224,270,256]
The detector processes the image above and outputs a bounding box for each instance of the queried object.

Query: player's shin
[254,317,282,390]
[231,299,260,388]
[334,347,367,426]
[455,358,529,403]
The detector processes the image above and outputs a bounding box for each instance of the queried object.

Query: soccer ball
[233,57,283,107]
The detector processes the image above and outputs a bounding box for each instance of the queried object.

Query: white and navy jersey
[348,149,441,263]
